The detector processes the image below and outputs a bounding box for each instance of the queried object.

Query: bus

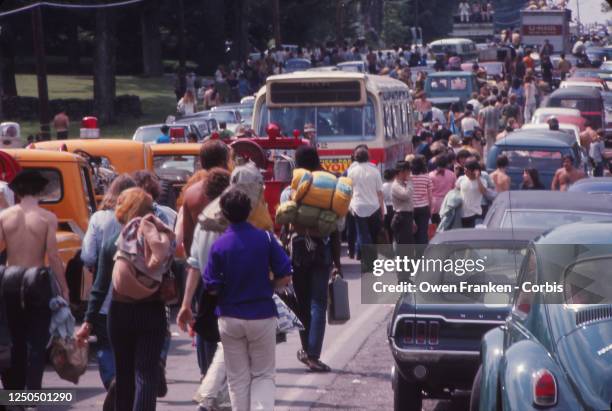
[252,71,414,174]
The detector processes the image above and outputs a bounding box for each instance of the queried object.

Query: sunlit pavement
[38,252,396,410]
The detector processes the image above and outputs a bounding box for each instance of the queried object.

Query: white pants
[219,317,277,411]
[194,343,229,409]
[524,103,536,124]
[460,11,470,22]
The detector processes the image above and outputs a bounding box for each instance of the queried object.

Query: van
[429,38,479,62]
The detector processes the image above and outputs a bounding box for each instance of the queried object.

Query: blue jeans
[196,335,218,376]
[291,235,332,360]
[93,314,115,389]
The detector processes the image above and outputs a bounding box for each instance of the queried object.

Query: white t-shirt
[456,176,483,218]
[382,181,393,207]
[431,107,446,126]
[0,182,14,211]
[459,2,470,13]
[461,117,479,133]
[348,162,383,218]
[467,99,481,116]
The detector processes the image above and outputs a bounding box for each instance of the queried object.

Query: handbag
[49,337,88,384]
[273,294,304,334]
[328,273,350,325]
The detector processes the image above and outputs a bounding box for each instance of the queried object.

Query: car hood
[556,319,612,410]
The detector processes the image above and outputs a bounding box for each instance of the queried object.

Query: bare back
[490,169,510,193]
[0,203,55,268]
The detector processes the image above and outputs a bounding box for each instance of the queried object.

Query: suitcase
[328,274,350,325]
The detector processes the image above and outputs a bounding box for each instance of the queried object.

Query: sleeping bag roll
[331,176,352,217]
[299,171,336,209]
[291,168,313,202]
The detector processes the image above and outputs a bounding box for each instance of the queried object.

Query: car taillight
[533,369,557,407]
[416,321,427,344]
[402,320,413,344]
[428,321,439,345]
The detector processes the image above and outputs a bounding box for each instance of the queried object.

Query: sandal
[307,358,331,373]
[297,349,309,366]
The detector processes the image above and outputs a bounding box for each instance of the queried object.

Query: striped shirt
[411,174,432,208]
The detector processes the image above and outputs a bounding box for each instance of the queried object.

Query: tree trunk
[0,22,18,98]
[141,0,163,76]
[271,0,281,48]
[336,0,344,45]
[94,8,116,125]
[196,0,225,73]
[232,0,249,61]
[66,17,80,73]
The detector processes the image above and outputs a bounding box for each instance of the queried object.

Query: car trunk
[556,318,612,410]
[396,304,508,352]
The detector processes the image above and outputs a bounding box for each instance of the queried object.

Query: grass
[15,74,177,140]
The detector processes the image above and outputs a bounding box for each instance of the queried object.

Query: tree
[93,8,116,124]
[231,0,249,61]
[0,21,18,97]
[141,0,163,76]
[383,0,409,45]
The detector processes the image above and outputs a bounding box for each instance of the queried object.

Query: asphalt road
[38,252,398,410]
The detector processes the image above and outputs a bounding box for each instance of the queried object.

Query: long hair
[100,174,136,210]
[183,89,195,104]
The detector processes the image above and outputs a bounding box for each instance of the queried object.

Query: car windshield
[258,99,376,142]
[153,155,199,174]
[209,111,238,123]
[554,98,602,111]
[501,210,612,230]
[499,148,567,170]
[133,126,162,143]
[564,256,612,304]
[429,76,468,91]
[416,246,526,304]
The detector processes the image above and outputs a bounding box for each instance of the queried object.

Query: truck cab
[0,149,97,308]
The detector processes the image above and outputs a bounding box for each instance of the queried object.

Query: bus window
[259,98,377,142]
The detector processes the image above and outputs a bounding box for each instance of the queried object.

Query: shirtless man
[181,140,231,257]
[0,170,68,299]
[490,154,511,193]
[52,110,70,140]
[551,155,586,191]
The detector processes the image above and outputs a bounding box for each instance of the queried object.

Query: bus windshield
[257,98,376,142]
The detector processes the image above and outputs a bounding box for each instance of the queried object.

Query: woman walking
[204,187,292,410]
[411,156,433,244]
[178,89,197,116]
[523,75,537,123]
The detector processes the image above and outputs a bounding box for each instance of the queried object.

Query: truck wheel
[158,180,177,210]
[470,365,483,411]
[393,370,422,411]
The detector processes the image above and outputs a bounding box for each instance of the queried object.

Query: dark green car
[472,222,612,411]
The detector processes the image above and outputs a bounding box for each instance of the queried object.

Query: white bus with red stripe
[252,71,414,174]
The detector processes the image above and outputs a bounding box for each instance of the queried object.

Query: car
[472,222,612,411]
[132,123,204,143]
[429,38,479,62]
[481,191,612,230]
[150,143,203,207]
[337,61,367,73]
[388,228,543,411]
[212,103,253,128]
[172,117,218,140]
[284,58,312,73]
[486,129,587,189]
[585,46,612,67]
[567,176,612,193]
[461,61,506,81]
[559,77,609,91]
[530,107,586,130]
[542,86,605,130]
[183,109,243,133]
[424,71,479,111]
[521,123,581,146]
[570,67,612,89]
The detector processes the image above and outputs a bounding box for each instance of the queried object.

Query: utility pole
[31,6,51,140]
[271,0,281,48]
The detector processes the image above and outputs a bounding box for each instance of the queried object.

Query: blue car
[486,129,586,189]
[567,176,612,194]
[424,71,479,111]
[472,222,612,411]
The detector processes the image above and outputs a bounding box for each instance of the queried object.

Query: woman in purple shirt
[204,188,292,410]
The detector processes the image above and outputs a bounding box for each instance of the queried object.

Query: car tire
[469,365,483,411]
[393,370,422,411]
[158,179,177,210]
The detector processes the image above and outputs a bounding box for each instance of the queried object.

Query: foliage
[383,0,454,46]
